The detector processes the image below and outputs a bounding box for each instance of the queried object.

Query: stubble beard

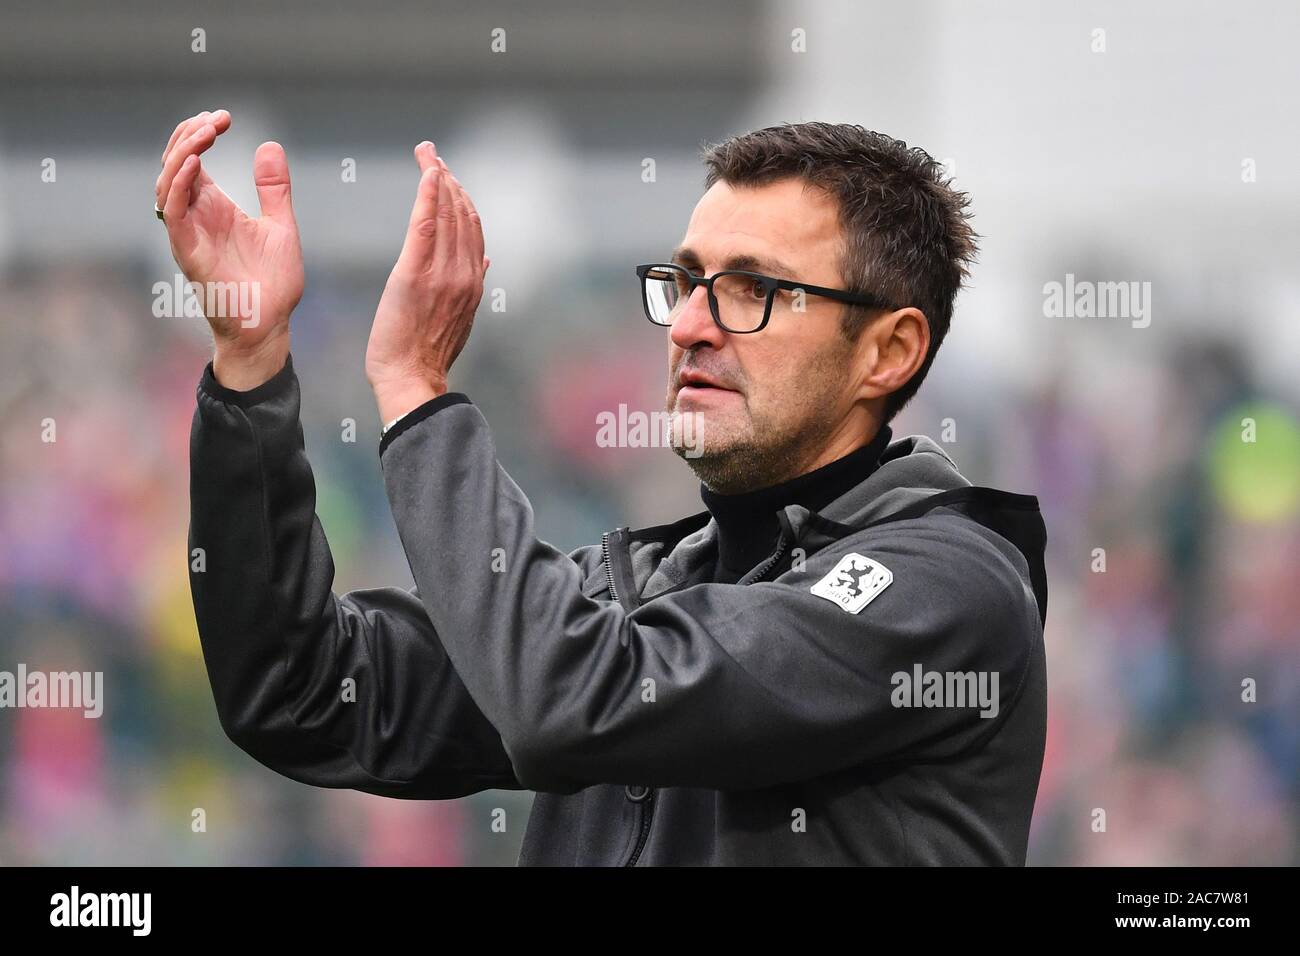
[668,337,854,494]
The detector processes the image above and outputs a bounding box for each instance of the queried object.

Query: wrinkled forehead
[677,177,843,282]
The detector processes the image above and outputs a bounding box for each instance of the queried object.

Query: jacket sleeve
[380,397,1044,794]
[188,355,523,799]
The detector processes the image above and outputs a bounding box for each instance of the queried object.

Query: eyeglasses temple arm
[773,278,895,310]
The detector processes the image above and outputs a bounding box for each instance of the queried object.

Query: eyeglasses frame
[635,261,897,334]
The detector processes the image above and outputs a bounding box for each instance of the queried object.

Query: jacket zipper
[610,520,794,865]
[603,527,657,866]
[744,533,789,584]
[741,513,795,585]
[625,787,656,866]
[600,530,620,604]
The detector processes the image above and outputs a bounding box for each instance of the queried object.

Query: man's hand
[367,141,489,423]
[157,109,305,390]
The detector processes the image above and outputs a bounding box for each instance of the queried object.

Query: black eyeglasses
[635,262,896,334]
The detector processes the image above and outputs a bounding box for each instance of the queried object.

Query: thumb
[253,141,296,224]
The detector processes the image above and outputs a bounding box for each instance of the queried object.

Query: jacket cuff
[199,353,295,407]
[379,392,472,457]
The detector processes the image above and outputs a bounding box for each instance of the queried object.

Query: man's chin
[676,444,760,493]
[669,399,744,456]
[667,415,762,490]
[667,413,810,493]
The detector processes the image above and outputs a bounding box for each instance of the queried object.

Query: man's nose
[669,286,727,351]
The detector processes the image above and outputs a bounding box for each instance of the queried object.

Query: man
[161,113,1047,865]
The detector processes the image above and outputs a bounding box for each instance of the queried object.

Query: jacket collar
[629,433,978,597]
[608,432,1048,629]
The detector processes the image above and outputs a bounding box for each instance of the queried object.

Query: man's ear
[854,307,930,404]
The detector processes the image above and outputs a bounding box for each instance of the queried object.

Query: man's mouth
[675,376,742,408]
[677,372,737,393]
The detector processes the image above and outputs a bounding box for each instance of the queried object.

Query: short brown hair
[701,122,978,422]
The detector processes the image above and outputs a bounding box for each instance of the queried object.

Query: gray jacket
[189,355,1048,865]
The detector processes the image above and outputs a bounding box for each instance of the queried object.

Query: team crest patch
[809,552,893,614]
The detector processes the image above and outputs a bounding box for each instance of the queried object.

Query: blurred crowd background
[0,0,1296,865]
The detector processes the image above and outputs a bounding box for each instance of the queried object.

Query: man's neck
[700,423,893,583]
[774,412,888,486]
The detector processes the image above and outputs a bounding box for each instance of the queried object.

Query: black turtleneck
[700,424,893,583]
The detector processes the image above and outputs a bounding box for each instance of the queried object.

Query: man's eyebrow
[670,246,797,278]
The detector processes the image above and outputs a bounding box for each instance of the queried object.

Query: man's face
[665,177,865,493]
